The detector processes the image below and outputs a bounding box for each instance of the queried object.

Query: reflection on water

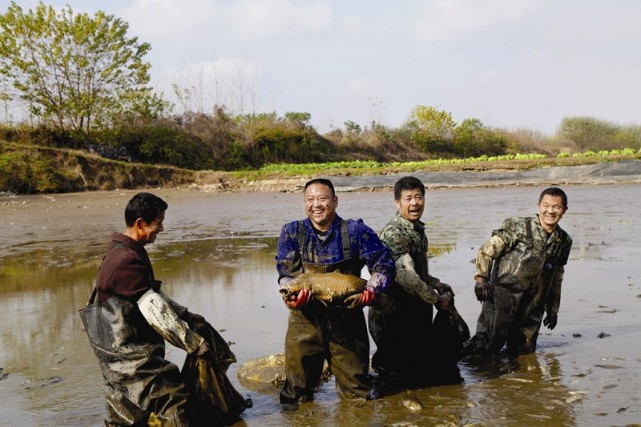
[1,184,641,425]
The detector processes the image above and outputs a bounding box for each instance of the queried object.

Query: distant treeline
[1,108,640,172]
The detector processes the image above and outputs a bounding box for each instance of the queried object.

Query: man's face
[304,183,338,231]
[396,188,425,222]
[538,195,567,232]
[138,212,165,244]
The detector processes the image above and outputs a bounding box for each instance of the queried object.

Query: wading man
[463,187,572,356]
[82,192,209,426]
[369,176,465,387]
[275,178,394,403]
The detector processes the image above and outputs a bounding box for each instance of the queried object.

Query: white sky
[13,0,641,134]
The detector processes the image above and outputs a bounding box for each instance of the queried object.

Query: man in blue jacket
[276,178,394,403]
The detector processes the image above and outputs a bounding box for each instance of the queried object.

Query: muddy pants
[102,360,189,426]
[280,301,370,403]
[369,297,467,385]
[464,283,545,355]
[369,297,433,378]
[81,296,191,426]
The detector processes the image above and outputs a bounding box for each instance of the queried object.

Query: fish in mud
[237,353,287,390]
[237,353,330,391]
[401,391,424,412]
[281,272,367,303]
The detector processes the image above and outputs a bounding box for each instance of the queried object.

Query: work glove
[434,281,454,297]
[543,312,558,330]
[181,311,209,329]
[474,277,491,302]
[344,289,375,309]
[435,294,451,312]
[284,288,311,310]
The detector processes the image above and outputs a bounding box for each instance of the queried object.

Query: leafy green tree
[284,111,311,127]
[407,105,457,154]
[453,118,507,157]
[409,106,456,138]
[556,116,618,151]
[344,120,361,135]
[453,118,483,157]
[0,1,164,131]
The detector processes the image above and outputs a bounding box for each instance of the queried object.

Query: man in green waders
[368,176,466,388]
[463,187,573,356]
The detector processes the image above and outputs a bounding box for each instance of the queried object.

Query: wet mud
[1,175,640,425]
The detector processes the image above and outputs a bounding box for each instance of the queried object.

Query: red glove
[344,289,375,309]
[285,288,311,309]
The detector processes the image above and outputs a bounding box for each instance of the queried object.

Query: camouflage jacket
[379,211,441,304]
[476,214,572,314]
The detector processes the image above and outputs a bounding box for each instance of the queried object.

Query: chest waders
[80,245,189,426]
[369,231,434,380]
[469,217,561,355]
[280,221,371,403]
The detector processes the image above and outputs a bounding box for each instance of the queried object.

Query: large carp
[281,272,367,303]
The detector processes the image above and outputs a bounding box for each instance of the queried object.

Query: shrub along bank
[2,139,639,194]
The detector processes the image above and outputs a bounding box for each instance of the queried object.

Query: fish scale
[283,272,367,303]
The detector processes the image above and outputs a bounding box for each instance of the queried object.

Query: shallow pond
[0,184,640,426]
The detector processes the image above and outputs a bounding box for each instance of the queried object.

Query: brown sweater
[96,232,159,304]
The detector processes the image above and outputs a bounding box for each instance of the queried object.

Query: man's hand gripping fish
[280,272,367,305]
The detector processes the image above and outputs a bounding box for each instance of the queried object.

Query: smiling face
[538,194,567,232]
[304,182,338,231]
[396,188,425,222]
[137,212,165,244]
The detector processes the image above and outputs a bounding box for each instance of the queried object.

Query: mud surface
[1,164,640,426]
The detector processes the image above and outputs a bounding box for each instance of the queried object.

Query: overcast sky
[14,0,641,134]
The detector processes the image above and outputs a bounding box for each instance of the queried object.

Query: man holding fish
[276,178,394,403]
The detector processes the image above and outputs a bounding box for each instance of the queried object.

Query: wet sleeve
[546,265,564,314]
[475,235,507,280]
[137,290,204,354]
[558,235,573,267]
[547,237,572,313]
[355,220,394,293]
[159,290,188,318]
[395,254,439,304]
[275,222,303,283]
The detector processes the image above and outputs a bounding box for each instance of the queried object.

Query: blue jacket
[276,215,394,293]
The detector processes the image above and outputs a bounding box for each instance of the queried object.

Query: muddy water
[1,184,640,426]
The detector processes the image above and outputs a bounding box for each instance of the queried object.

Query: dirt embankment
[3,141,641,194]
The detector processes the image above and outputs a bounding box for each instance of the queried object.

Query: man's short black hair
[304,178,336,197]
[539,187,568,208]
[394,176,425,200]
[124,192,168,226]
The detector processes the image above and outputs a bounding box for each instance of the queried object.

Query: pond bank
[191,159,641,193]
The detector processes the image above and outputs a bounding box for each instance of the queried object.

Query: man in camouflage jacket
[368,176,459,385]
[463,187,573,356]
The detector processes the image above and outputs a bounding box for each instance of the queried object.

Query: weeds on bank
[235,149,641,180]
